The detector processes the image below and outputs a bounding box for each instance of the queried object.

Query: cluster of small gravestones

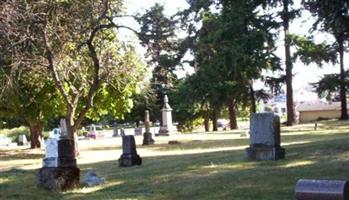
[36,97,348,198]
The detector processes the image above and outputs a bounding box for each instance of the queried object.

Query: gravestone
[119,135,142,167]
[143,110,155,145]
[50,128,62,139]
[18,134,28,146]
[113,127,119,137]
[36,119,80,191]
[120,129,125,136]
[245,113,285,160]
[157,95,173,136]
[295,179,349,200]
[134,127,142,136]
[83,171,105,187]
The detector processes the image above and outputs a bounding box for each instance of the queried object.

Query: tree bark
[338,38,348,119]
[28,119,43,149]
[283,0,295,126]
[204,117,210,132]
[249,84,257,113]
[211,110,218,131]
[228,101,238,129]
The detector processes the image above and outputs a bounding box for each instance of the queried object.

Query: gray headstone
[249,112,280,146]
[113,127,119,137]
[83,171,105,187]
[245,113,285,160]
[134,127,142,136]
[143,110,154,145]
[119,135,142,167]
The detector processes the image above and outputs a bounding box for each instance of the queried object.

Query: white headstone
[49,128,62,139]
[45,138,58,158]
[18,134,28,145]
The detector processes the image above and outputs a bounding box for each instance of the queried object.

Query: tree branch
[42,23,72,108]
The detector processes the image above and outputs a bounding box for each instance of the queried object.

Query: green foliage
[0,126,29,141]
[290,34,337,66]
[312,71,349,101]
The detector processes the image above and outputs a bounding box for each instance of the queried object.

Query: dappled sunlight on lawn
[72,180,125,194]
[1,120,349,199]
[278,160,315,168]
[200,162,257,171]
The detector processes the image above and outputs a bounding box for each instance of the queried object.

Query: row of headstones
[119,112,349,199]
[37,112,348,198]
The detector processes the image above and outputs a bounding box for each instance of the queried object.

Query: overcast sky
[122,0,346,92]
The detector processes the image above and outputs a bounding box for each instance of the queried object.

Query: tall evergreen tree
[303,0,349,119]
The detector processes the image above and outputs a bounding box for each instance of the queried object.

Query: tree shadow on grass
[0,148,44,161]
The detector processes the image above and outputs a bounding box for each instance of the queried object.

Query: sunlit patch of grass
[72,180,125,194]
[279,160,315,168]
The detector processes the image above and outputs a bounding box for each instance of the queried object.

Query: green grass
[1,120,349,199]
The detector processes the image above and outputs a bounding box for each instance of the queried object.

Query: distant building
[261,94,287,115]
[296,101,349,123]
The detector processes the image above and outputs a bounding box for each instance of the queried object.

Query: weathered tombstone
[119,135,142,167]
[157,95,173,136]
[51,128,62,139]
[134,127,142,136]
[143,110,155,145]
[120,128,125,136]
[295,179,349,200]
[113,127,119,137]
[83,171,105,187]
[36,119,80,191]
[245,113,285,160]
[18,134,28,146]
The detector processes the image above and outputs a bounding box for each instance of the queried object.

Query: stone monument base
[36,167,80,191]
[143,132,154,145]
[155,128,169,136]
[245,145,285,161]
[119,154,142,167]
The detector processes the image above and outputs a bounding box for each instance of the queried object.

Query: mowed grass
[1,120,349,200]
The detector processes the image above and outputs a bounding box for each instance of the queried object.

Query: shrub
[0,126,29,141]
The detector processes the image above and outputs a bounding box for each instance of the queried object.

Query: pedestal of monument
[37,138,80,191]
[245,144,285,160]
[245,113,285,161]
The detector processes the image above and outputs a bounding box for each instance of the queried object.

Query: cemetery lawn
[1,120,349,200]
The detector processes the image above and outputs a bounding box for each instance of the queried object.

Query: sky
[121,0,347,92]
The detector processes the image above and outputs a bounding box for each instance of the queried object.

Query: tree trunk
[28,119,43,149]
[228,101,238,129]
[211,110,218,131]
[204,117,210,132]
[249,84,257,113]
[66,110,78,157]
[338,39,348,119]
[283,0,295,126]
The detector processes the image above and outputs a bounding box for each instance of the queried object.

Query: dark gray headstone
[245,113,285,160]
[119,135,142,167]
[295,179,349,200]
